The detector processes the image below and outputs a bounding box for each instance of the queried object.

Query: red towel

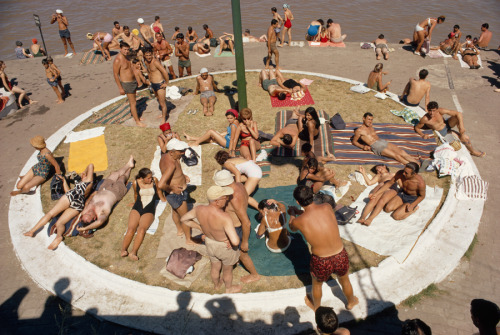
[308,41,346,47]
[270,89,315,107]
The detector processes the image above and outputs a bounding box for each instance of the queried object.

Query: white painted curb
[9,71,484,334]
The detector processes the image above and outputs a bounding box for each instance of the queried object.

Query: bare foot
[177,230,184,237]
[214,280,222,291]
[57,100,64,104]
[10,190,21,196]
[48,236,63,250]
[186,236,203,246]
[472,151,486,158]
[23,231,35,237]
[376,55,381,60]
[225,285,242,293]
[384,54,389,60]
[240,274,260,284]
[346,296,359,310]
[157,114,163,119]
[184,132,195,141]
[357,218,366,225]
[120,250,129,257]
[128,253,139,261]
[363,218,373,226]
[127,155,135,168]
[29,100,38,104]
[304,294,316,311]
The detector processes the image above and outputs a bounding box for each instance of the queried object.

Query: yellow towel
[68,135,108,173]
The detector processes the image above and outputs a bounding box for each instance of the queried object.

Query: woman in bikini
[87,32,116,60]
[413,16,445,55]
[214,150,262,209]
[461,35,481,69]
[279,4,294,47]
[356,164,399,226]
[256,199,291,253]
[367,63,391,93]
[121,168,166,260]
[11,136,61,196]
[231,108,260,161]
[0,61,36,108]
[184,109,239,149]
[24,164,94,251]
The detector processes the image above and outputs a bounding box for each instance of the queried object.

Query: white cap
[166,138,189,151]
[56,9,63,14]
[200,67,208,74]
[213,170,234,186]
[137,18,144,24]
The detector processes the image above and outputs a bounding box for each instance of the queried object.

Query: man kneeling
[181,186,242,293]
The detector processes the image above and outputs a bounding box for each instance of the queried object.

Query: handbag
[50,175,65,200]
[335,205,357,225]
[329,113,346,130]
[182,147,199,166]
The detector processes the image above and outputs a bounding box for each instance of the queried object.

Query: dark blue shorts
[397,191,418,204]
[151,81,165,92]
[59,29,71,39]
[400,95,420,107]
[235,226,243,248]
[47,78,58,87]
[166,190,187,210]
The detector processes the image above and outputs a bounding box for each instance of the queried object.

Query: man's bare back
[159,154,187,193]
[407,79,430,105]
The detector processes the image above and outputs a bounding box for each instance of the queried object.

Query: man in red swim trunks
[289,185,359,311]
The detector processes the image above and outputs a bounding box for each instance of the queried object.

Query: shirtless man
[158,139,196,245]
[242,29,267,43]
[50,9,76,56]
[270,121,299,149]
[213,170,260,283]
[288,185,358,311]
[113,41,145,127]
[435,33,460,57]
[138,18,154,48]
[368,162,426,221]
[266,19,280,69]
[171,27,181,41]
[144,48,170,123]
[186,26,199,42]
[191,42,211,55]
[181,186,242,293]
[271,7,283,43]
[112,21,123,38]
[259,68,291,99]
[352,113,419,165]
[153,33,176,79]
[415,101,485,157]
[152,16,164,34]
[327,19,347,43]
[78,156,134,233]
[475,23,492,49]
[195,68,220,116]
[373,34,389,60]
[400,69,431,111]
[114,26,144,55]
[175,33,192,77]
[203,24,214,39]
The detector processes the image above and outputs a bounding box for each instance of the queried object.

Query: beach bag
[335,205,357,225]
[361,43,372,49]
[166,248,202,279]
[50,175,65,200]
[210,38,218,47]
[329,113,346,130]
[182,148,199,166]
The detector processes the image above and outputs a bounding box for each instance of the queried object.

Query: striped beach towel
[273,110,333,157]
[90,97,149,125]
[79,50,106,65]
[331,122,435,168]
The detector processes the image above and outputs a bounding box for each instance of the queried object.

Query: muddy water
[0,0,498,60]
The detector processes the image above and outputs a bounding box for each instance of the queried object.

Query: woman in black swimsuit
[461,35,481,69]
[121,168,166,260]
[296,106,320,143]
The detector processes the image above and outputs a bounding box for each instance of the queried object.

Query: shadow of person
[159,291,203,334]
[273,306,315,334]
[0,287,29,326]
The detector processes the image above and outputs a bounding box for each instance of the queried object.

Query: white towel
[338,185,443,263]
[165,86,182,100]
[350,85,371,94]
[195,52,211,57]
[374,92,387,100]
[438,49,453,58]
[64,127,105,143]
[458,53,482,69]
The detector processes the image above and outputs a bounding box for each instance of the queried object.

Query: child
[131,58,149,88]
[46,57,66,97]
[42,59,64,104]
[231,108,260,161]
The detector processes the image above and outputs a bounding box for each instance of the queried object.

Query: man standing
[50,9,77,56]
[113,42,145,127]
[181,186,242,293]
[352,113,420,165]
[158,139,197,245]
[368,162,426,221]
[195,68,220,116]
[475,23,492,49]
[415,101,485,157]
[144,48,170,123]
[266,19,280,69]
[153,32,176,79]
[288,185,358,311]
[213,170,260,283]
[175,33,192,77]
[138,18,154,48]
[400,69,431,111]
[327,19,347,43]
[152,16,164,34]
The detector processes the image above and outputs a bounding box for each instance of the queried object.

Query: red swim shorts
[310,248,349,282]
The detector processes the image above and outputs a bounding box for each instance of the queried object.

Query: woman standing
[280,4,294,47]
[413,16,445,55]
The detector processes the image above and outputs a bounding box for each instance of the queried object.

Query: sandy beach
[1,42,499,334]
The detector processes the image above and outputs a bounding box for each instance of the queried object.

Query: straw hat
[30,136,46,149]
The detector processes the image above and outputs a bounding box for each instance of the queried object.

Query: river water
[0,0,498,60]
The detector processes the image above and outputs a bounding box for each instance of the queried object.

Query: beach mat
[308,41,346,48]
[339,184,443,263]
[213,45,234,57]
[90,97,149,125]
[272,110,333,157]
[270,89,315,108]
[247,185,311,276]
[458,53,483,69]
[330,122,435,168]
[79,50,106,65]
[68,135,108,173]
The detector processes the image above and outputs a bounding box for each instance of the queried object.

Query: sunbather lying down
[259,68,307,100]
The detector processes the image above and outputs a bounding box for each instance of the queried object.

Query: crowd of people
[5,5,498,335]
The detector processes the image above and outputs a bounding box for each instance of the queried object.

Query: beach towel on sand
[390,107,421,125]
[458,53,483,69]
[330,122,435,168]
[273,110,334,157]
[213,45,234,57]
[68,135,108,173]
[79,50,106,65]
[270,89,315,107]
[308,41,345,47]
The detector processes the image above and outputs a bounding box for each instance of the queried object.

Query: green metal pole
[231,0,247,109]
